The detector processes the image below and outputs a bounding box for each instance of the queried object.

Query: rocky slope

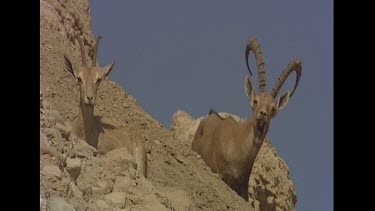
[40,0,296,210]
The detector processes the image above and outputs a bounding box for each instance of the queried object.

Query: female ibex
[63,36,147,177]
[192,36,302,201]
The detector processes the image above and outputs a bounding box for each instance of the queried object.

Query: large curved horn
[270,57,302,98]
[245,37,266,92]
[76,36,86,66]
[92,35,102,67]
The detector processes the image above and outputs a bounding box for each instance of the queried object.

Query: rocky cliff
[40,0,296,210]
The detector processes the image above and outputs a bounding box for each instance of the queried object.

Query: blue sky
[90,1,333,210]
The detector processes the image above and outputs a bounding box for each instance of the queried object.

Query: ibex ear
[276,90,290,114]
[100,61,116,79]
[245,75,256,109]
[64,54,78,79]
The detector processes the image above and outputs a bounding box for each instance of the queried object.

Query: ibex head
[64,36,116,105]
[244,37,302,132]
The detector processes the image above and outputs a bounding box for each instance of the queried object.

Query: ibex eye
[254,100,258,105]
[77,78,82,84]
[96,79,101,85]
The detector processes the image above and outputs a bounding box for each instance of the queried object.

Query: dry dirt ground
[40,0,296,210]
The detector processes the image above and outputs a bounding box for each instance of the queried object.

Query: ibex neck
[244,114,269,148]
[234,114,268,172]
[74,101,97,140]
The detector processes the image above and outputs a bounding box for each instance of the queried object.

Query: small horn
[270,57,302,98]
[92,35,102,67]
[76,36,86,66]
[245,37,266,92]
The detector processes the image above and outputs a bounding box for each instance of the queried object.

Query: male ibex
[192,37,301,201]
[63,35,147,177]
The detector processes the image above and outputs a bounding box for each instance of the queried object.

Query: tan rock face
[162,188,194,211]
[65,157,82,180]
[171,109,297,211]
[170,110,202,145]
[42,165,62,179]
[170,109,195,131]
[104,192,127,208]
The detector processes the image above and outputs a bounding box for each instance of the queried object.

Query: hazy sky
[90,1,333,210]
